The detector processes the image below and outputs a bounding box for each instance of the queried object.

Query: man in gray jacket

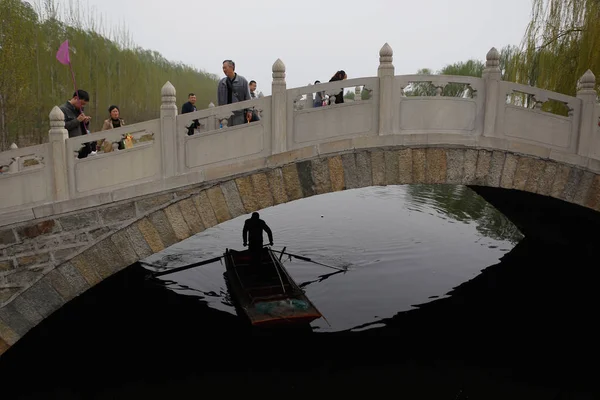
[58,90,94,158]
[217,60,251,126]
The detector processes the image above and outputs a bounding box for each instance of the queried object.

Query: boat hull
[223,247,323,327]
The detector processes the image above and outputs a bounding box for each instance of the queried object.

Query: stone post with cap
[482,47,501,137]
[48,106,69,201]
[576,70,598,157]
[378,43,394,134]
[160,81,178,177]
[271,59,287,154]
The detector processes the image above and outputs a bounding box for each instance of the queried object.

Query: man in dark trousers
[243,212,273,266]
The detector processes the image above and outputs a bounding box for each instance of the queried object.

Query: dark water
[142,185,521,332]
[1,185,598,399]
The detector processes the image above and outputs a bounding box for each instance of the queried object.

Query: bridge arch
[1,144,600,354]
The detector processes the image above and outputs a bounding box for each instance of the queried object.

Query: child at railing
[314,80,326,107]
[246,109,260,123]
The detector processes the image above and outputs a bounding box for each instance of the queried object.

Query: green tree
[506,0,600,95]
[404,68,437,97]
[439,60,484,97]
[0,0,38,149]
[405,62,484,98]
[0,0,219,150]
[406,47,520,98]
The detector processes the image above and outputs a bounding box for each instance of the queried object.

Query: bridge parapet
[393,74,485,135]
[178,96,273,174]
[0,144,52,212]
[0,43,598,229]
[286,76,380,150]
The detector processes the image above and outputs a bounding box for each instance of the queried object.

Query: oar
[278,246,287,262]
[141,255,223,278]
[280,251,347,272]
[298,269,345,288]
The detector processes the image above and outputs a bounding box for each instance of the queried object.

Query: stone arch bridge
[1,43,600,355]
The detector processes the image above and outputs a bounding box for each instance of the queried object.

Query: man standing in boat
[243,212,274,266]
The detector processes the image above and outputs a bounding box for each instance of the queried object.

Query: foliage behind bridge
[0,0,218,150]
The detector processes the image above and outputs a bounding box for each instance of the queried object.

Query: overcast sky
[53,0,534,97]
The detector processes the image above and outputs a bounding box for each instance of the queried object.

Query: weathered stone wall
[2,145,600,356]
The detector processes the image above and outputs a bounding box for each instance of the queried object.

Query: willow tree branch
[536,27,585,50]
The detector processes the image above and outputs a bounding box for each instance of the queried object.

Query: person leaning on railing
[181,93,200,135]
[247,80,261,122]
[100,105,127,152]
[328,70,347,105]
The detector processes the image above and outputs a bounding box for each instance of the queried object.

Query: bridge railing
[64,119,161,199]
[177,96,273,175]
[594,103,600,159]
[0,143,52,216]
[495,81,581,154]
[0,43,598,226]
[393,74,486,135]
[286,77,380,149]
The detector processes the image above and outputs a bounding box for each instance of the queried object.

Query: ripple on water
[142,184,522,332]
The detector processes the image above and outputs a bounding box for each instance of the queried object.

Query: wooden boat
[223,246,324,326]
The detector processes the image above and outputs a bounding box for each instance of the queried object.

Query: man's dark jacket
[243,216,273,245]
[59,101,85,138]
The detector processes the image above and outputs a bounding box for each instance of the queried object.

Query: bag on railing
[101,139,113,153]
[123,134,134,149]
[186,121,196,136]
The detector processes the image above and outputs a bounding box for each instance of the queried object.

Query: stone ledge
[203,158,267,182]
[266,146,318,167]
[4,140,600,231]
[33,192,113,220]
[0,209,36,229]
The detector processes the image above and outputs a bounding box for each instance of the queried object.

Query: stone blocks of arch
[2,145,600,355]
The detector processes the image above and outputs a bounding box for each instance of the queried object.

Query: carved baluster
[468,84,477,98]
[399,84,407,97]
[207,102,216,130]
[533,94,548,110]
[354,86,361,102]
[328,93,336,106]
[305,83,314,109]
[219,116,230,128]
[9,156,20,173]
[327,88,341,106]
[566,101,575,117]
[294,94,304,111]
